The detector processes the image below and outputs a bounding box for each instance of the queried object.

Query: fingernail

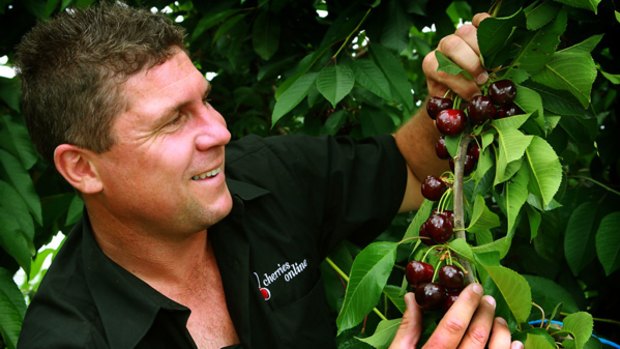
[476,71,488,85]
[511,341,524,349]
[495,317,507,325]
[472,283,483,295]
[484,295,496,308]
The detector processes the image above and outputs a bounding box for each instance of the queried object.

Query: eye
[202,95,212,107]
[169,112,188,126]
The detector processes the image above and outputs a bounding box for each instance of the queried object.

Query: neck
[86,208,210,289]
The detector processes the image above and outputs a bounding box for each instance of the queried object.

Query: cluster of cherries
[428,79,520,176]
[406,260,465,311]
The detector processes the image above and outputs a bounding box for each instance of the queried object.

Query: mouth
[191,167,222,180]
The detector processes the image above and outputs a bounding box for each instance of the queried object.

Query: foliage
[0,0,619,348]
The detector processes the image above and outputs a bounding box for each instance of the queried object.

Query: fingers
[488,318,512,349]
[457,295,496,348]
[422,283,485,348]
[423,12,491,100]
[388,292,423,349]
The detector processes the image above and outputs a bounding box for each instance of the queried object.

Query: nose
[195,105,231,151]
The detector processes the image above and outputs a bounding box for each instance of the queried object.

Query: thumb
[388,292,423,349]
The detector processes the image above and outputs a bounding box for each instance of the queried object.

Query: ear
[54,144,103,194]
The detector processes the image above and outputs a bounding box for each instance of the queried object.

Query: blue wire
[528,320,620,349]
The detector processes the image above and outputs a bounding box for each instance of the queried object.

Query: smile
[191,168,221,180]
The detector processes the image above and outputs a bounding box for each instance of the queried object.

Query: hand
[388,283,524,349]
[422,13,492,101]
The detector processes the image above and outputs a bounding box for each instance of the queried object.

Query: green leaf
[524,275,579,314]
[316,64,355,108]
[0,149,42,225]
[491,114,534,184]
[472,237,512,260]
[478,9,525,69]
[0,116,38,170]
[0,209,32,274]
[352,59,392,100]
[467,195,501,234]
[383,285,406,313]
[356,318,401,349]
[0,78,21,112]
[369,45,414,112]
[0,267,26,349]
[402,199,433,240]
[271,72,318,126]
[531,50,597,108]
[552,0,601,13]
[0,180,34,241]
[564,202,598,276]
[483,265,532,323]
[336,241,398,334]
[524,1,561,30]
[525,136,562,208]
[526,204,542,240]
[435,51,465,76]
[516,9,567,74]
[505,167,529,234]
[525,332,557,349]
[190,9,241,43]
[448,238,474,262]
[595,212,620,276]
[65,194,84,226]
[560,35,603,54]
[252,11,280,60]
[563,312,594,349]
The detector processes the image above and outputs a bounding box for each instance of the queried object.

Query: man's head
[15,2,185,163]
[16,3,234,236]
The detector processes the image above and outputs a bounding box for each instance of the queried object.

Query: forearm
[393,101,448,212]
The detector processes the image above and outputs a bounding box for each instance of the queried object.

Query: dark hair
[15,2,186,162]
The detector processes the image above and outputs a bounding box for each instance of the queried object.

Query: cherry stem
[452,133,476,285]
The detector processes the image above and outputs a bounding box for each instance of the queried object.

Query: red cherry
[406,260,434,288]
[415,282,446,310]
[426,212,454,243]
[419,220,433,245]
[489,79,517,104]
[436,109,467,136]
[426,96,453,120]
[259,288,271,300]
[442,290,461,312]
[438,265,465,290]
[435,137,450,160]
[421,175,448,201]
[467,95,496,125]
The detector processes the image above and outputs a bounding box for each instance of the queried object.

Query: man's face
[91,49,233,238]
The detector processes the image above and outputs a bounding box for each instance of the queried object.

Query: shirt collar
[79,178,268,348]
[80,214,190,349]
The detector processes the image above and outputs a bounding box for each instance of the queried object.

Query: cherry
[419,220,433,245]
[467,95,496,125]
[442,289,461,312]
[435,137,450,160]
[405,260,434,288]
[488,79,517,105]
[426,212,454,243]
[426,96,453,120]
[438,265,465,290]
[439,210,454,222]
[421,175,448,201]
[467,142,480,162]
[415,282,446,310]
[436,109,467,136]
[495,102,523,119]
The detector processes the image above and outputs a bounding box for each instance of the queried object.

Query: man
[15,3,522,349]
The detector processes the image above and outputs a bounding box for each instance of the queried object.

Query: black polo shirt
[17,134,407,349]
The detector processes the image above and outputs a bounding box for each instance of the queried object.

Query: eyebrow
[157,79,211,122]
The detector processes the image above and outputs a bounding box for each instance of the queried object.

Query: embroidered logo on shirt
[253,259,309,301]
